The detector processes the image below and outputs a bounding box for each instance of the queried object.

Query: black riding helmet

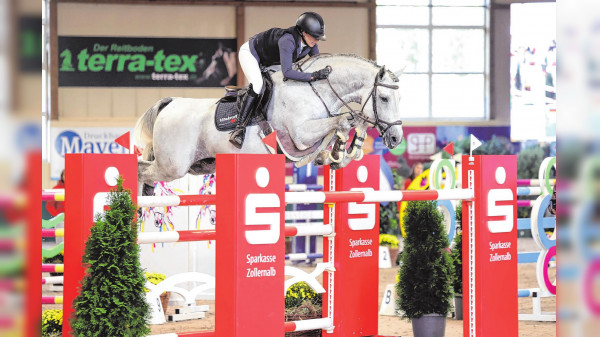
[296,12,327,41]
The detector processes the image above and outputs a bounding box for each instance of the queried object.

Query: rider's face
[303,32,318,47]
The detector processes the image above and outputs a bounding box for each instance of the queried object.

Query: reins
[297,56,403,136]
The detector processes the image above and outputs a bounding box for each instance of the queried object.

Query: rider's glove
[311,67,331,81]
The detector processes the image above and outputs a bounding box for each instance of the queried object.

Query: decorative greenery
[450,232,463,294]
[516,144,551,219]
[391,169,404,190]
[450,204,463,295]
[475,135,514,155]
[70,178,150,337]
[396,200,454,319]
[42,309,63,336]
[517,144,548,179]
[380,170,402,235]
[379,199,399,235]
[285,281,322,311]
[379,234,399,248]
[453,135,514,155]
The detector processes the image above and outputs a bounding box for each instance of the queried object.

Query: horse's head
[364,66,404,150]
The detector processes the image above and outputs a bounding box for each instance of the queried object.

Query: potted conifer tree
[70,178,150,336]
[396,200,453,337]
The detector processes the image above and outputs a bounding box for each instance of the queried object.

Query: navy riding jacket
[250,26,319,82]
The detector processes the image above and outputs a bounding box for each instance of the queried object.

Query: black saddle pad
[214,70,274,132]
[215,99,262,132]
[215,100,239,131]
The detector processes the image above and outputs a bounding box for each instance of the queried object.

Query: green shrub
[517,144,547,179]
[396,200,453,319]
[451,205,463,294]
[70,178,150,337]
[379,200,399,235]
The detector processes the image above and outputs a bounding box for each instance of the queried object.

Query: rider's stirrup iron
[229,128,245,149]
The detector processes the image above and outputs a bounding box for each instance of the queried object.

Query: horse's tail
[134,97,173,161]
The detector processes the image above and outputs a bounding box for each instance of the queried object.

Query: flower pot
[160,292,171,314]
[454,294,463,320]
[411,314,446,337]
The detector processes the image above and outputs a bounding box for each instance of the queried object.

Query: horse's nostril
[391,136,398,144]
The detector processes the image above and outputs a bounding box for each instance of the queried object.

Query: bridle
[299,61,403,136]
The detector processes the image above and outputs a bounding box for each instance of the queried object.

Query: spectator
[403,162,424,190]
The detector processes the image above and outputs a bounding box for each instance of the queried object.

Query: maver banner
[58,36,237,87]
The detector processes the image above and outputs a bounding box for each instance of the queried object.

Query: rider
[230,12,332,148]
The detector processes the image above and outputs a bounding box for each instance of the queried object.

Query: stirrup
[229,128,245,149]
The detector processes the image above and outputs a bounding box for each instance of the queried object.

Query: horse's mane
[298,53,399,82]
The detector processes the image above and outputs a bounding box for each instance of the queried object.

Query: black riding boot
[229,86,259,148]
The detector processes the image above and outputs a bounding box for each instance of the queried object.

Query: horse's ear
[378,66,386,80]
[393,67,405,78]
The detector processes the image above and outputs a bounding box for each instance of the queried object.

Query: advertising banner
[49,127,132,180]
[58,36,237,87]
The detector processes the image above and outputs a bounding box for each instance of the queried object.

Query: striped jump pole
[42,193,216,207]
[138,225,333,244]
[517,199,536,207]
[517,179,555,186]
[285,184,323,191]
[42,276,64,285]
[517,186,542,196]
[42,264,64,273]
[137,195,216,207]
[147,317,331,337]
[285,188,474,204]
[285,253,323,261]
[42,228,64,238]
[42,296,63,304]
[42,192,65,202]
[149,332,216,337]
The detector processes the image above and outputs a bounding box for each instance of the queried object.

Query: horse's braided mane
[299,53,399,82]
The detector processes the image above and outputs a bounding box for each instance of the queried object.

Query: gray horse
[135,54,403,195]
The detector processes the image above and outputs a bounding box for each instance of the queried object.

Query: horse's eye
[381,96,389,103]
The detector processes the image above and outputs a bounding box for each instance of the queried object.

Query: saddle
[214,70,274,132]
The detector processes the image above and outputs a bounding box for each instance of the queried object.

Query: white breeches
[239,41,263,93]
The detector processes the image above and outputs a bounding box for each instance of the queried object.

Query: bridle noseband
[302,63,403,136]
[362,67,403,135]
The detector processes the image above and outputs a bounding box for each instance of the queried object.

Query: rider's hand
[311,67,331,81]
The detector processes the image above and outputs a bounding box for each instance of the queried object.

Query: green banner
[59,36,237,87]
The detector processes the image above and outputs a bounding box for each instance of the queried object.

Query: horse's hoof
[330,163,342,170]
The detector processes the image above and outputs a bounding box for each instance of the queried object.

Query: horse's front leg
[288,115,352,151]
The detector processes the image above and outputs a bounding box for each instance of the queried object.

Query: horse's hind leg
[138,159,184,196]
[137,159,157,196]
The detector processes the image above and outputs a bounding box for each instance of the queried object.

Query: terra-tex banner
[58,36,237,87]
